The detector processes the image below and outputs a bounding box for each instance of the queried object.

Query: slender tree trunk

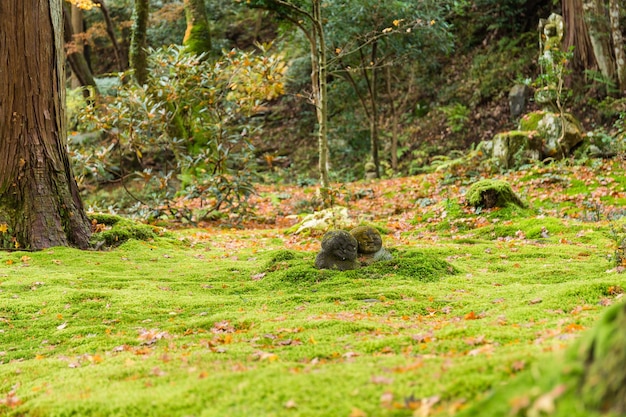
[63,3,99,93]
[93,0,126,71]
[312,0,330,203]
[386,66,398,172]
[183,0,212,55]
[583,0,616,83]
[130,0,149,85]
[368,40,380,178]
[248,0,330,202]
[70,4,84,88]
[609,0,626,92]
[0,0,92,249]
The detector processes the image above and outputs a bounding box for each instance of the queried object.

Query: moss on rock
[519,110,546,131]
[466,179,525,209]
[260,249,455,283]
[89,214,167,248]
[458,301,626,417]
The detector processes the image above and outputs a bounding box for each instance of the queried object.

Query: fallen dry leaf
[371,375,394,385]
[349,408,367,417]
[284,399,297,409]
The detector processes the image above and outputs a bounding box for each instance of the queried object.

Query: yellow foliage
[65,0,100,11]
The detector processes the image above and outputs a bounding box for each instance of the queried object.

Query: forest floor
[1,158,626,416]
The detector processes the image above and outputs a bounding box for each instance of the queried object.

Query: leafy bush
[73,45,287,221]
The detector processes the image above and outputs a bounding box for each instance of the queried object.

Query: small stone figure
[364,161,378,180]
[350,226,392,266]
[314,230,360,271]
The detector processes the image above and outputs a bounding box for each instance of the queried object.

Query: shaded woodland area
[56,0,626,221]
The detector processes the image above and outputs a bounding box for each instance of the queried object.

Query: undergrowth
[0,212,624,416]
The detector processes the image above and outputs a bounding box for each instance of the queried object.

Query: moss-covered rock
[489,110,584,166]
[286,206,354,235]
[537,112,583,158]
[458,301,626,417]
[260,249,455,284]
[89,214,168,248]
[466,179,525,209]
[519,110,546,131]
[575,301,626,413]
[492,130,541,169]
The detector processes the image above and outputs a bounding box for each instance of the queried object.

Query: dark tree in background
[0,0,92,249]
[130,0,150,85]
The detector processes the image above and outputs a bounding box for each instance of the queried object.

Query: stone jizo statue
[314,230,360,271]
[350,226,392,266]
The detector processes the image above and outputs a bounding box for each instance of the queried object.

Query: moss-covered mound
[89,213,169,248]
[458,301,626,417]
[466,179,526,209]
[260,249,456,284]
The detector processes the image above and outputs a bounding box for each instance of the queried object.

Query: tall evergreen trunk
[130,0,149,85]
[583,0,617,83]
[609,0,626,91]
[183,0,212,55]
[562,0,597,73]
[0,0,92,249]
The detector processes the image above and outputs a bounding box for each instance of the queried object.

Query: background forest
[66,0,626,221]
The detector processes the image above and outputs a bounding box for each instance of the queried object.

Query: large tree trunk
[183,0,212,55]
[583,0,617,83]
[562,0,598,73]
[130,0,150,85]
[0,0,92,250]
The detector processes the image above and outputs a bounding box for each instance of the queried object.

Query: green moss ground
[0,210,625,416]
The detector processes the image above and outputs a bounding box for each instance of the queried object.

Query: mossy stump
[466,179,525,209]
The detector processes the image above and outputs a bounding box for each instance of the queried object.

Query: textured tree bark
[0,0,92,249]
[562,0,597,73]
[130,0,149,85]
[583,0,616,83]
[183,0,212,55]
